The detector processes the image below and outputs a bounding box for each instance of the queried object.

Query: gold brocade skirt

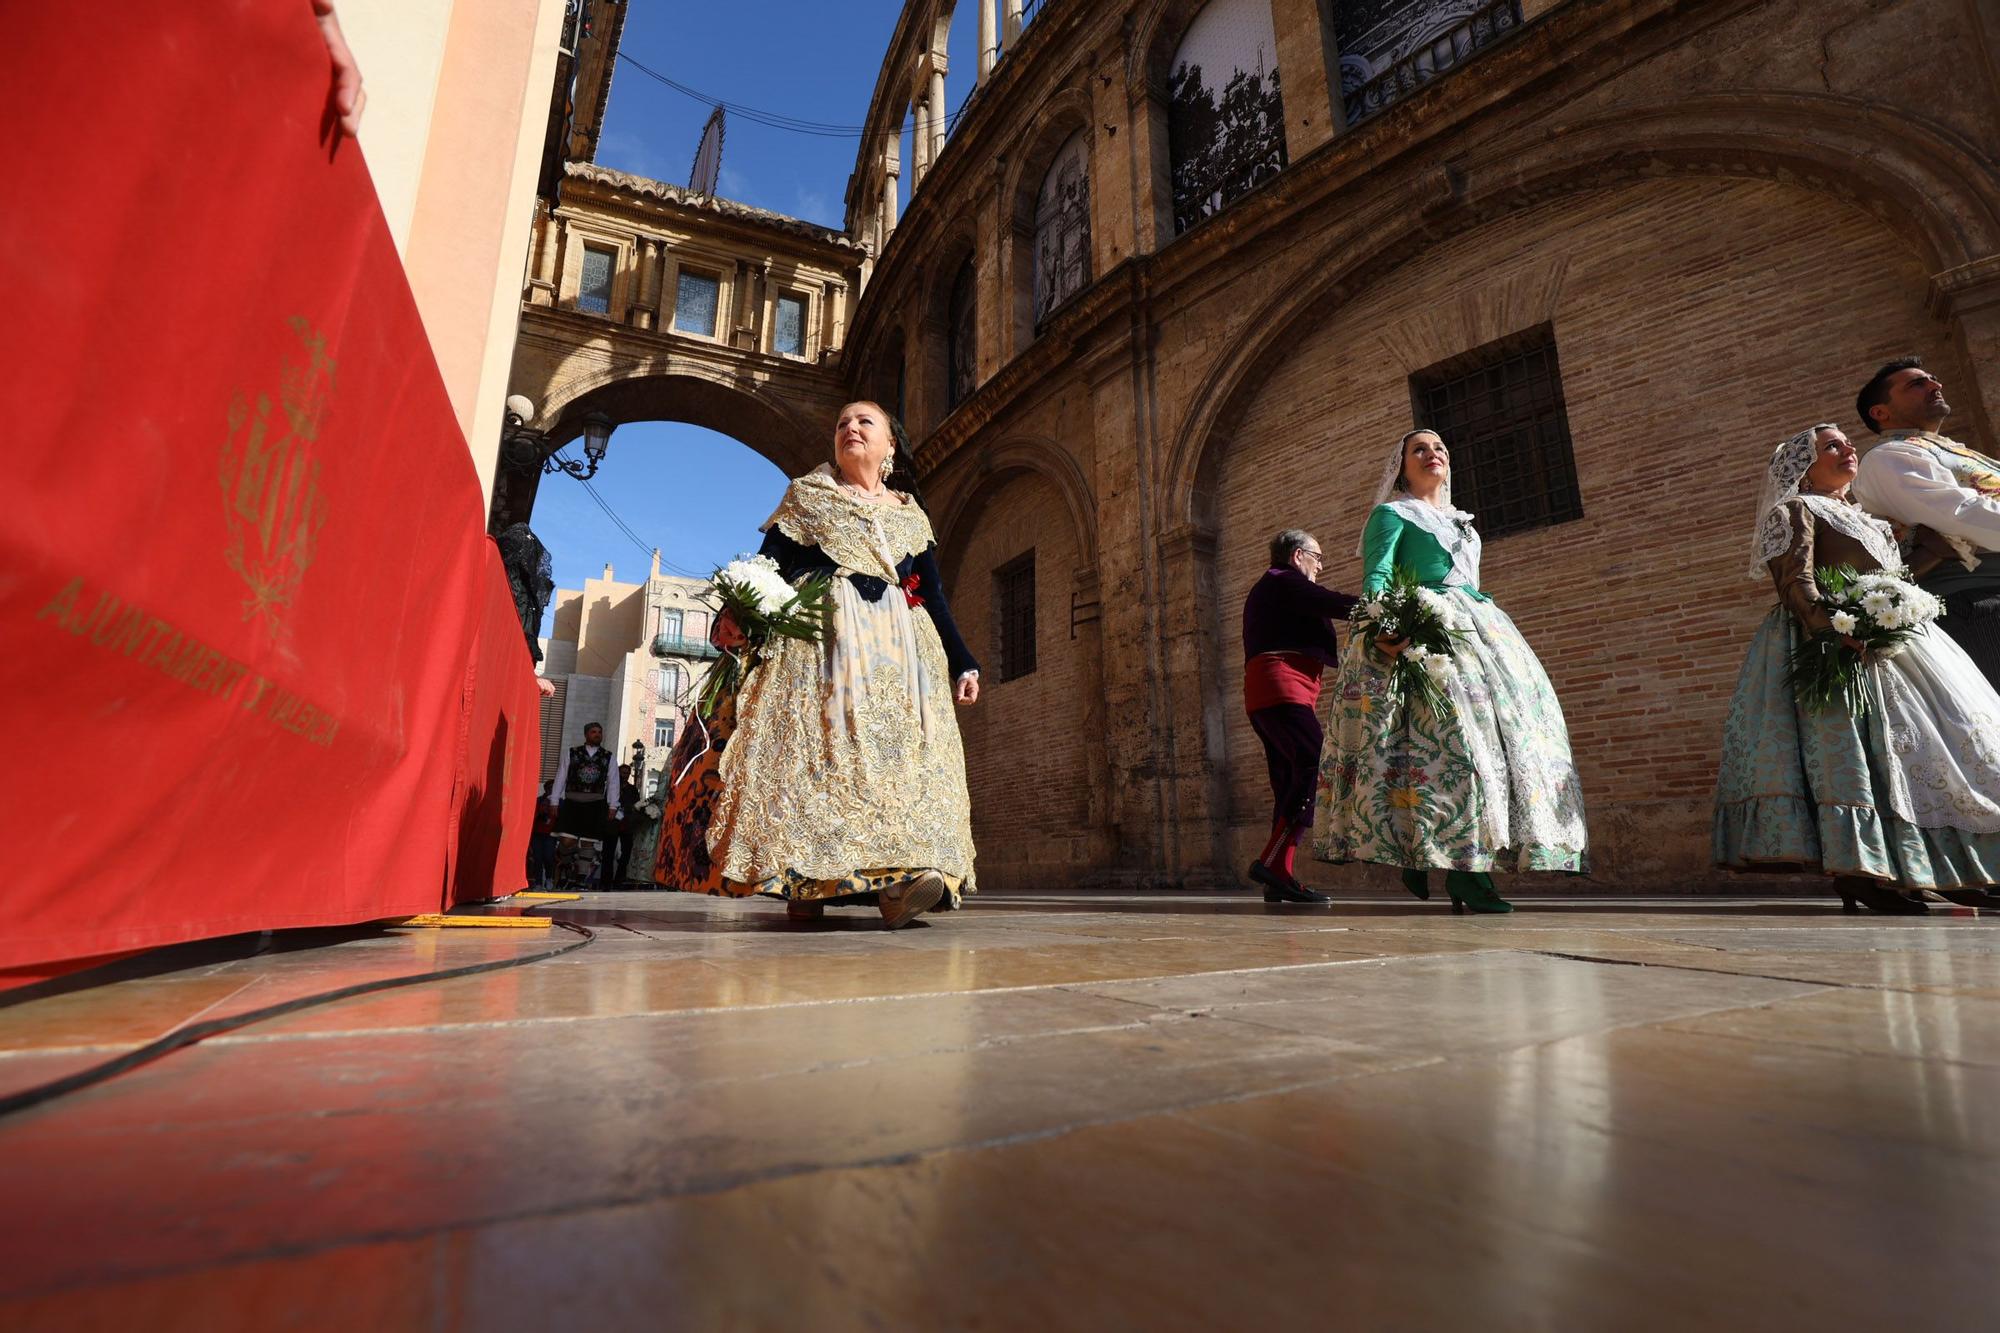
[707,576,977,906]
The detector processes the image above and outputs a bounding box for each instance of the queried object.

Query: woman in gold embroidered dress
[704,401,981,928]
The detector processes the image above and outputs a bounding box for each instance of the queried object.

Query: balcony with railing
[650,634,721,661]
[1343,0,1523,128]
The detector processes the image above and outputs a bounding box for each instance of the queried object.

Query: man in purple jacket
[1242,529,1359,904]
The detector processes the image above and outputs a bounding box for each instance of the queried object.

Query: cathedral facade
[844,0,2000,890]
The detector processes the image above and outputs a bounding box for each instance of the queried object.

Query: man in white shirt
[1850,356,2000,685]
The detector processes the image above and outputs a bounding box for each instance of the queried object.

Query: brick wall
[1212,175,1960,887]
[942,470,1105,890]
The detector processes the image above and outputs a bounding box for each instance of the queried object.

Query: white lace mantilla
[761,466,936,583]
[1752,492,1903,579]
[1385,497,1482,589]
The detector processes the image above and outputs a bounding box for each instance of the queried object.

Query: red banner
[0,5,538,974]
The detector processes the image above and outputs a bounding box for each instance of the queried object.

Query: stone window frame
[559,219,635,321]
[993,549,1038,683]
[945,257,979,410]
[1406,322,1584,541]
[762,273,820,361]
[662,249,735,344]
[1032,129,1093,329]
[657,661,687,703]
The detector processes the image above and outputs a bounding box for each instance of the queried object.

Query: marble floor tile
[2,889,1997,1329]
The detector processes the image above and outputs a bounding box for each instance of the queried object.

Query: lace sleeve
[1766,502,1830,635]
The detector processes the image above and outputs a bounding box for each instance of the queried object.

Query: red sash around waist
[1244,651,1323,712]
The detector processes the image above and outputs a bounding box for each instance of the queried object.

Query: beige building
[537,552,718,796]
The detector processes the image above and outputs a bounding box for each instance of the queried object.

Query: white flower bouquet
[1350,570,1467,723]
[694,554,832,717]
[1786,564,1942,714]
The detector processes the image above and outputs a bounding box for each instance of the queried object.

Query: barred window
[578,245,615,315]
[674,269,721,337]
[1408,324,1582,540]
[947,260,977,409]
[1033,131,1091,326]
[773,292,807,357]
[994,550,1037,682]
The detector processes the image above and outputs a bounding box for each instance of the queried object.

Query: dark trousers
[606,825,633,886]
[1935,588,2000,690]
[556,797,608,839]
[526,833,557,887]
[1249,703,1324,829]
[556,797,610,875]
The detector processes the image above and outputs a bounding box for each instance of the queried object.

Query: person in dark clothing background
[528,779,558,888]
[607,763,642,886]
[1241,529,1361,903]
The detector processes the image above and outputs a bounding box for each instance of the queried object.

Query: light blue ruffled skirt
[1713,608,2000,888]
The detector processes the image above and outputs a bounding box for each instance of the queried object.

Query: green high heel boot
[1445,870,1513,914]
[1400,869,1431,901]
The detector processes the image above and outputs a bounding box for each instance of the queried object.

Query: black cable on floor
[0,918,595,1122]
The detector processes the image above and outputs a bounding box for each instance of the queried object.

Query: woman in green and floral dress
[1314,430,1588,911]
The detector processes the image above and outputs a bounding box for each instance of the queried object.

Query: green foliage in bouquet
[693,561,834,719]
[1784,564,1942,717]
[1349,569,1467,724]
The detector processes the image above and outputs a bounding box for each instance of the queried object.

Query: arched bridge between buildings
[509,305,850,483]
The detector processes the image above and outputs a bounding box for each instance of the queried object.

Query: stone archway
[500,305,855,530]
[925,435,1114,888]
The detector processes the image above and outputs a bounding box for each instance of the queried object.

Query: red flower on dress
[902,574,924,607]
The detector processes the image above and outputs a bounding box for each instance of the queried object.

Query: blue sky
[533,2,987,627]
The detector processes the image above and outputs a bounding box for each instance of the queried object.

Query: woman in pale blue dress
[1713,424,2000,913]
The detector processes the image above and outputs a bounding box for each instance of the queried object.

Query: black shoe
[1248,861,1329,904]
[1936,888,2000,911]
[1840,878,1929,915]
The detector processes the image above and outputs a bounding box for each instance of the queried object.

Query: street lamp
[545,411,615,481]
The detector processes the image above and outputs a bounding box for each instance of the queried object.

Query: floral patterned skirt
[1314,588,1587,873]
[1713,608,2000,888]
[704,577,975,907]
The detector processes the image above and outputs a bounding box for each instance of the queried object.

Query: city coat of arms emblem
[219,317,331,629]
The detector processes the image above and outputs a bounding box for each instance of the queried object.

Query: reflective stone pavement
[1,890,1997,1330]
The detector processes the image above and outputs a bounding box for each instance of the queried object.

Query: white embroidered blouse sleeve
[1856,444,2000,549]
[550,750,570,802]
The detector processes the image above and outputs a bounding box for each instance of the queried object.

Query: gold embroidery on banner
[220,317,331,630]
[35,575,341,748]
